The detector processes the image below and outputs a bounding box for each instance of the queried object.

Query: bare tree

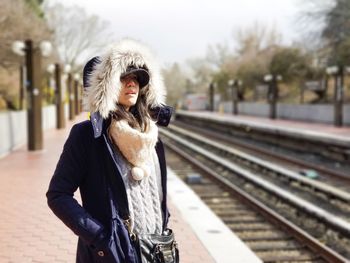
[298,0,350,64]
[162,63,188,106]
[186,57,216,93]
[233,22,282,62]
[0,0,51,69]
[206,43,232,69]
[43,3,113,71]
[0,0,51,108]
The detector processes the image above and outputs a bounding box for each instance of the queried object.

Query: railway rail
[175,111,350,165]
[160,128,350,261]
[173,121,350,184]
[164,125,350,215]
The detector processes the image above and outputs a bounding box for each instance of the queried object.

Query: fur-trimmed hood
[84,39,166,119]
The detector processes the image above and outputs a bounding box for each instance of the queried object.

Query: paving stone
[0,114,215,263]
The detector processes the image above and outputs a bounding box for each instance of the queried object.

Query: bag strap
[107,187,118,219]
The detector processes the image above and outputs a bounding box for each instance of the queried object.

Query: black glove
[150,105,173,127]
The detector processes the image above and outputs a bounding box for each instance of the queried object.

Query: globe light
[47,64,55,74]
[326,66,339,75]
[39,41,52,57]
[64,64,72,73]
[264,74,273,82]
[11,41,25,56]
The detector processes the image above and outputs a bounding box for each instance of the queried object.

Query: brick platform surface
[0,114,214,263]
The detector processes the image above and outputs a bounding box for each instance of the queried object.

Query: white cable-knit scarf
[109,119,159,181]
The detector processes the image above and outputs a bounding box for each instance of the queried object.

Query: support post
[25,39,43,151]
[334,67,343,127]
[55,64,65,129]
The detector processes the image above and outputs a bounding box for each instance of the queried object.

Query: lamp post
[54,64,65,129]
[326,65,344,127]
[228,79,242,115]
[19,65,26,110]
[73,73,80,115]
[209,82,215,112]
[64,64,75,120]
[46,64,55,105]
[12,39,52,151]
[264,74,282,119]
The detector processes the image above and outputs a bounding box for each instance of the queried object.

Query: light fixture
[39,41,52,57]
[11,41,25,56]
[264,74,273,82]
[326,66,339,75]
[47,64,55,74]
[64,64,72,73]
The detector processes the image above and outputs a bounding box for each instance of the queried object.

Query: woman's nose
[126,79,136,87]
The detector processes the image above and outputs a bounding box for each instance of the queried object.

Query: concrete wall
[42,105,57,130]
[0,110,27,157]
[221,102,350,125]
[0,104,67,158]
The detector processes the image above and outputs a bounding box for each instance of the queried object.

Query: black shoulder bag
[104,187,178,263]
[106,188,179,263]
[103,134,179,263]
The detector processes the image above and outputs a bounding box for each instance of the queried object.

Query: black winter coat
[46,114,169,263]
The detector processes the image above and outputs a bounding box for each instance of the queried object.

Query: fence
[221,102,350,125]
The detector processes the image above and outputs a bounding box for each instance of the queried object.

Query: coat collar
[90,112,104,138]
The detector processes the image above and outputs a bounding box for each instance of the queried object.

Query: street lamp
[326,65,344,127]
[228,79,242,115]
[64,64,75,120]
[11,41,26,56]
[209,82,216,112]
[46,64,56,104]
[11,39,52,151]
[73,73,80,115]
[264,74,282,119]
[54,63,65,129]
[47,64,55,74]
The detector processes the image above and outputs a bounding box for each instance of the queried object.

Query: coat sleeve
[46,124,105,247]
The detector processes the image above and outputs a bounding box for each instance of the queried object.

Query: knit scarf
[109,119,159,181]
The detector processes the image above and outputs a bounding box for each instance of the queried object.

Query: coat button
[97,250,105,257]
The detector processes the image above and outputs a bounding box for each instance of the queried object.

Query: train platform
[175,110,350,147]
[0,114,261,263]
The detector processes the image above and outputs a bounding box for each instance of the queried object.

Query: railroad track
[174,111,350,164]
[160,128,350,261]
[173,121,350,184]
[164,125,350,216]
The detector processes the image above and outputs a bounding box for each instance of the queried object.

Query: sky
[47,0,302,66]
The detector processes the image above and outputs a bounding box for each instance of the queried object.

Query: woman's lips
[125,91,136,95]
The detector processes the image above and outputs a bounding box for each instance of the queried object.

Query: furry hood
[84,39,166,119]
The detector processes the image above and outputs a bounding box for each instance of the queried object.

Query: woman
[46,39,173,263]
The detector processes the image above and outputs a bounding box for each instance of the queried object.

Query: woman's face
[119,74,140,111]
